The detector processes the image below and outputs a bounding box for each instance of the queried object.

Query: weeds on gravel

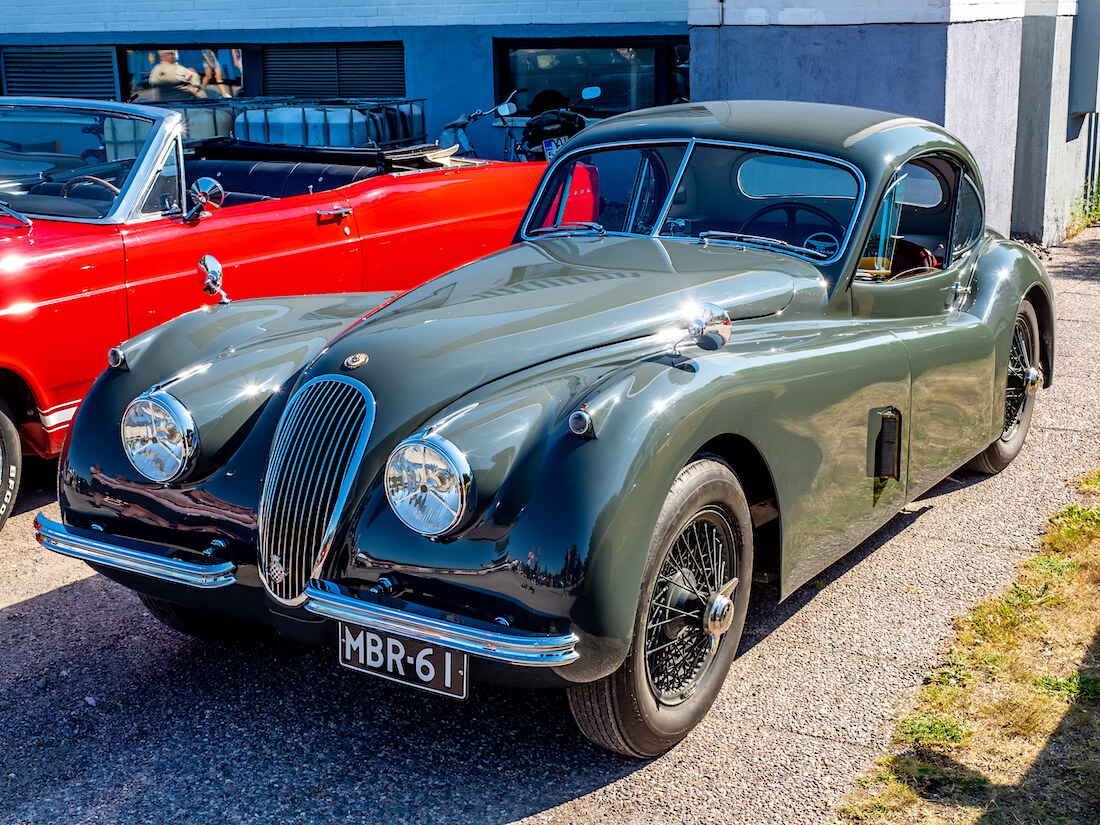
[1067,183,1100,237]
[835,475,1100,824]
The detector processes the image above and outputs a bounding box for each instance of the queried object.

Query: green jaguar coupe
[37,100,1054,758]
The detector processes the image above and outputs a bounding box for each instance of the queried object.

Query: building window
[496,38,689,117]
[126,48,246,102]
[261,44,406,98]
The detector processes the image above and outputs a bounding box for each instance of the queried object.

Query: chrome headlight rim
[120,390,198,483]
[384,432,473,537]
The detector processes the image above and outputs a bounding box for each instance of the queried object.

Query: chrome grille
[259,376,375,605]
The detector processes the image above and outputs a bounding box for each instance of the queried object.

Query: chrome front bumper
[34,513,579,667]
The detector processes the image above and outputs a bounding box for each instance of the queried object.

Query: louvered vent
[1,47,120,100]
[259,377,375,605]
[262,43,405,97]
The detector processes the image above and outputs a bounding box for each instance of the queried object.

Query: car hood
[267,235,825,461]
[311,235,815,391]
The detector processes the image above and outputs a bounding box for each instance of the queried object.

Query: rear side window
[951,176,984,256]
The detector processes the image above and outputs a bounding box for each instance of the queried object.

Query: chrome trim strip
[303,582,580,666]
[34,514,236,589]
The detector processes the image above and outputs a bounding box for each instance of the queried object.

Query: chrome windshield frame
[518,136,867,267]
[0,97,179,226]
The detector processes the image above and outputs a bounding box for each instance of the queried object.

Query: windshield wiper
[0,200,31,228]
[528,221,606,237]
[698,230,829,259]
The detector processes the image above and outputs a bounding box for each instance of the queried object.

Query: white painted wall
[1,0,688,35]
[688,0,1077,27]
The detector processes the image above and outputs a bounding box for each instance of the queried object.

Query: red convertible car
[0,97,544,530]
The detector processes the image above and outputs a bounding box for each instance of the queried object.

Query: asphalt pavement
[2,228,1098,825]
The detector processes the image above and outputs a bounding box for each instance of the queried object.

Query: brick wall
[1,0,688,35]
[688,0,1077,27]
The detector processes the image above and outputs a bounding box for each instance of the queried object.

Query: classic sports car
[0,97,543,529]
[36,101,1054,758]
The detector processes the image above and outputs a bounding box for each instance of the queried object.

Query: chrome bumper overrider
[34,513,580,667]
[34,514,236,589]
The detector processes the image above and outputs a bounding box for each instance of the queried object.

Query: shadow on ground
[887,623,1100,823]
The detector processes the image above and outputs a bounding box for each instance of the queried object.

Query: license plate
[338,621,468,699]
[543,136,569,160]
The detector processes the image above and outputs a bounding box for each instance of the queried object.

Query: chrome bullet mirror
[667,303,732,356]
[198,254,230,304]
[184,177,225,221]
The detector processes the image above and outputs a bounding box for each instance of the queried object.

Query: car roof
[568,100,984,197]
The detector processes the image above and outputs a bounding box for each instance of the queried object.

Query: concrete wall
[1013,13,1097,243]
[944,18,1022,234]
[690,24,948,124]
[688,0,1078,25]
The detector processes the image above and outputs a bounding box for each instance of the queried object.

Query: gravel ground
[2,228,1098,825]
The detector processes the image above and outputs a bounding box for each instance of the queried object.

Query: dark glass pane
[508,47,655,115]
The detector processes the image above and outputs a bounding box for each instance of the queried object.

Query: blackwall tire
[138,593,269,641]
[968,299,1041,475]
[0,398,22,533]
[567,456,753,758]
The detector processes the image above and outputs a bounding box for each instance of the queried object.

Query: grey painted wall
[690,24,948,126]
[944,18,1022,235]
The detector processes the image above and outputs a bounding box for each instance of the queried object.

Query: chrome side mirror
[497,101,518,117]
[667,303,732,356]
[198,254,230,304]
[184,177,225,221]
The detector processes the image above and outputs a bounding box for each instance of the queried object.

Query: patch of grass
[1067,183,1100,237]
[896,713,968,746]
[1043,503,1100,553]
[1078,469,1100,496]
[1026,553,1081,577]
[835,482,1100,825]
[1034,673,1100,702]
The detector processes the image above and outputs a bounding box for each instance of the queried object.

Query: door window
[951,176,984,257]
[139,142,182,216]
[857,158,958,281]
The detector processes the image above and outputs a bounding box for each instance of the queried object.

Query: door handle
[317,207,353,224]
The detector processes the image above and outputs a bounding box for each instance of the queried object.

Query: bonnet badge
[343,353,368,369]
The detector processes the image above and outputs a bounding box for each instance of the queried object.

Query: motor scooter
[438,90,521,157]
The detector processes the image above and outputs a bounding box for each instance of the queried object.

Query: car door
[849,159,996,499]
[117,139,362,335]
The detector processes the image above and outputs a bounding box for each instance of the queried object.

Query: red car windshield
[0,105,155,219]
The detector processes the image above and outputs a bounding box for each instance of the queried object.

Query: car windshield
[527,142,860,261]
[0,105,156,220]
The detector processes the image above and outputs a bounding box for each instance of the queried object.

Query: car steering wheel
[59,175,121,198]
[739,201,844,248]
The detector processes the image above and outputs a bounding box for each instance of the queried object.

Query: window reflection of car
[35,101,1055,760]
[0,97,544,531]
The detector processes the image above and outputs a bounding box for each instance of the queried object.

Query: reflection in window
[502,40,688,117]
[127,48,244,102]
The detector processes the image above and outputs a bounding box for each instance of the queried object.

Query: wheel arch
[1024,283,1055,388]
[693,433,782,585]
[0,367,37,427]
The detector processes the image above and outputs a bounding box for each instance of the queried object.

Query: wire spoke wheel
[1002,315,1035,440]
[644,507,737,705]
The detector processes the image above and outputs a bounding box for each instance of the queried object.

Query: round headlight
[120,391,197,482]
[384,434,472,536]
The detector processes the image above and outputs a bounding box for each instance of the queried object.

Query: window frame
[518,137,867,267]
[947,172,986,265]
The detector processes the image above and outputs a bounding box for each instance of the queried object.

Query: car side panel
[0,221,127,456]
[349,162,546,292]
[118,191,363,332]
